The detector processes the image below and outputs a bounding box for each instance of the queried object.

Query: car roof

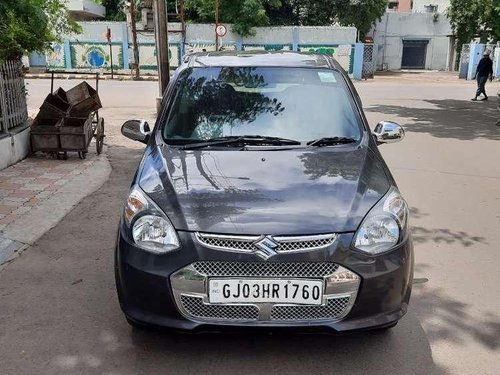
[184,51,341,70]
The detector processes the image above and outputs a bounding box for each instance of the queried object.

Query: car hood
[138,145,390,235]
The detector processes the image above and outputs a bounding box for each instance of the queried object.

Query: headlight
[123,186,179,254]
[353,187,408,254]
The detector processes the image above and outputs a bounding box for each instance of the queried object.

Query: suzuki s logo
[253,236,279,260]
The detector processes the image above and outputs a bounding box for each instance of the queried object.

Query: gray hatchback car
[116,51,413,333]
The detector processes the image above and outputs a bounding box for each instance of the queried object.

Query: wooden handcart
[30,71,105,160]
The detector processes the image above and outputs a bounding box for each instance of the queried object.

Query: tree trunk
[130,0,140,80]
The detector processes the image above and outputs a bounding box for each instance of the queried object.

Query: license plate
[208,279,323,305]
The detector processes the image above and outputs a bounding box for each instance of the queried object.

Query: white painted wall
[41,22,357,72]
[371,12,453,70]
[0,127,30,171]
[134,23,357,45]
[70,21,126,42]
[412,0,450,13]
[68,0,105,19]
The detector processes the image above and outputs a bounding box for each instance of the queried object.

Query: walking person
[471,50,494,101]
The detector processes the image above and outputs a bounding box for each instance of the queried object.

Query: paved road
[0,75,499,374]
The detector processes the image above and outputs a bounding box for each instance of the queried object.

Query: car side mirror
[121,119,151,144]
[373,121,405,145]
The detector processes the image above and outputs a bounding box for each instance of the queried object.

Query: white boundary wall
[370,12,453,70]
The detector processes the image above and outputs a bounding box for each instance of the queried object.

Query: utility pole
[215,0,219,51]
[106,27,114,79]
[129,0,140,80]
[154,0,170,97]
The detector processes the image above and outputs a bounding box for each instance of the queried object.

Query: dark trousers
[476,75,488,97]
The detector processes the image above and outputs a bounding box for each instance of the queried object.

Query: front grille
[195,233,336,253]
[180,295,259,321]
[191,261,339,278]
[197,235,256,252]
[172,262,360,325]
[270,297,351,321]
[276,236,336,252]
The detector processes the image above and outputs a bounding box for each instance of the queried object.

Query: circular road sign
[216,24,227,37]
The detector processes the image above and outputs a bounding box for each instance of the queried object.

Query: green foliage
[102,0,146,21]
[102,0,126,21]
[186,0,281,36]
[100,0,389,39]
[447,0,500,47]
[0,0,80,61]
[266,0,387,38]
[332,0,387,38]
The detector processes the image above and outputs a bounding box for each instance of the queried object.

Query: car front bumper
[115,227,414,333]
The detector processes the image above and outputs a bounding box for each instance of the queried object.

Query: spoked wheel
[78,151,87,160]
[95,117,105,155]
[56,152,68,160]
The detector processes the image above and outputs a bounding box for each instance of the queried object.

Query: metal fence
[362,44,377,79]
[458,44,470,79]
[0,60,28,133]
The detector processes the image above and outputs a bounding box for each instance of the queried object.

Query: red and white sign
[215,24,227,37]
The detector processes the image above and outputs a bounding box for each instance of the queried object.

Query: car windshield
[163,67,363,143]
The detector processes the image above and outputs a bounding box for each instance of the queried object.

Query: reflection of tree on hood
[298,152,361,181]
[179,67,285,139]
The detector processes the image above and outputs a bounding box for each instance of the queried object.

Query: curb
[0,151,112,267]
[25,73,159,81]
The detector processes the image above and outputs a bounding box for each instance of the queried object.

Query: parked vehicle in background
[115,51,414,333]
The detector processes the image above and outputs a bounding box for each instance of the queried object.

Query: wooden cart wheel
[95,117,105,155]
[78,151,87,160]
[56,152,68,160]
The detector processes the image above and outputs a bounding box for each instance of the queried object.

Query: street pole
[129,0,140,80]
[154,0,170,97]
[106,27,114,79]
[109,42,114,79]
[215,0,219,51]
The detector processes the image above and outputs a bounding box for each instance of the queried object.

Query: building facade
[387,0,450,13]
[370,12,453,70]
[412,0,450,13]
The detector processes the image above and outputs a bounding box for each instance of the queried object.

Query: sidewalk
[372,70,489,83]
[0,151,111,266]
[25,72,159,81]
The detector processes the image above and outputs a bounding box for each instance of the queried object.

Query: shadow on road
[120,315,446,375]
[411,226,486,247]
[412,281,500,351]
[409,207,486,247]
[366,98,499,141]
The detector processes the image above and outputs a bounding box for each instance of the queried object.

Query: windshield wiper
[307,137,358,147]
[179,135,301,150]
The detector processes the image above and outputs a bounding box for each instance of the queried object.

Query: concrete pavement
[358,76,500,374]
[0,153,110,266]
[0,74,499,374]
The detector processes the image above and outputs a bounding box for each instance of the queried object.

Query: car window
[163,67,363,142]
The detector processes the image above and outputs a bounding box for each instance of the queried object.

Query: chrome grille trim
[195,233,337,254]
[191,261,339,278]
[171,262,360,325]
[180,295,259,321]
[271,296,351,321]
[195,233,258,253]
[272,234,337,253]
